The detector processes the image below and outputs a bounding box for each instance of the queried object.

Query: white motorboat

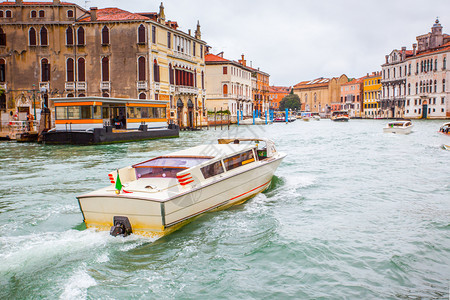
[311,113,321,121]
[383,120,413,134]
[239,117,272,125]
[77,138,286,238]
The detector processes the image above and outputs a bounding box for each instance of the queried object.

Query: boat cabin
[111,138,277,188]
[386,121,412,128]
[332,110,349,117]
[52,97,168,131]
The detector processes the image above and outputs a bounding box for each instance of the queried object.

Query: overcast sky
[70,0,450,87]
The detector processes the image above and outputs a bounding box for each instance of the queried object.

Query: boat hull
[331,117,349,122]
[383,126,413,134]
[78,155,284,238]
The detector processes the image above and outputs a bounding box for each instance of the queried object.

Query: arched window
[101,57,109,81]
[67,93,74,97]
[77,27,85,45]
[41,58,50,82]
[430,59,433,71]
[408,83,411,95]
[31,11,37,18]
[67,10,74,18]
[0,28,5,46]
[415,82,418,94]
[38,10,45,18]
[138,24,145,44]
[443,79,446,92]
[139,92,146,99]
[66,58,74,81]
[153,59,160,82]
[40,27,48,46]
[223,84,228,96]
[434,80,437,93]
[101,26,109,45]
[102,92,109,97]
[0,11,3,18]
[77,57,85,81]
[138,56,146,81]
[5,10,12,18]
[0,58,5,82]
[444,57,447,70]
[169,63,174,85]
[29,27,36,45]
[78,93,85,97]
[66,26,73,45]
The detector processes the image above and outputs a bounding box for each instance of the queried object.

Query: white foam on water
[59,265,97,300]
[0,229,110,274]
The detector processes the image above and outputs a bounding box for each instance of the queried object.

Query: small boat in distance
[439,122,450,135]
[331,111,349,122]
[383,120,413,134]
[311,112,321,121]
[77,138,286,238]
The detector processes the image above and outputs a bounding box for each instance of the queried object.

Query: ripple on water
[0,120,449,299]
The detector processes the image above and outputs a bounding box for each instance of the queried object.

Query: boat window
[134,156,212,179]
[126,106,166,119]
[223,150,255,171]
[200,161,224,179]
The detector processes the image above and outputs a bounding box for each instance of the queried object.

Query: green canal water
[0,119,449,299]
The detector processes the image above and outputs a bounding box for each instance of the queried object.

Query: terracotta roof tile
[79,7,150,22]
[205,53,230,63]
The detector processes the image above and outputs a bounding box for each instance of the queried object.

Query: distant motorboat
[331,111,349,122]
[438,122,450,135]
[383,120,413,134]
[311,113,321,121]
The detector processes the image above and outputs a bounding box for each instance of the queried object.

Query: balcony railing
[137,81,147,90]
[100,81,110,90]
[175,86,198,94]
[65,82,75,90]
[76,82,87,91]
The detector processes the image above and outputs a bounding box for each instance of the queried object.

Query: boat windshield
[133,156,212,178]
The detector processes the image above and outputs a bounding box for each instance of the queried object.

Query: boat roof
[168,143,255,158]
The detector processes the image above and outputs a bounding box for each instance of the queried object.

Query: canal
[0,119,449,299]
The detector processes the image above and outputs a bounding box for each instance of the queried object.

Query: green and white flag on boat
[115,170,122,192]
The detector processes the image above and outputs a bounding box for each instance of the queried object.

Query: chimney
[385,55,389,64]
[401,46,406,60]
[53,0,61,4]
[16,0,23,4]
[239,54,246,66]
[188,29,191,36]
[90,7,97,21]
[412,43,417,56]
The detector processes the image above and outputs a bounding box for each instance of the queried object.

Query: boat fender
[110,216,132,237]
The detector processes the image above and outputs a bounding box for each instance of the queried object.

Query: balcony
[76,82,87,91]
[154,82,160,91]
[100,81,110,90]
[65,82,75,90]
[169,85,175,93]
[137,81,147,90]
[175,85,198,95]
[0,83,6,90]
